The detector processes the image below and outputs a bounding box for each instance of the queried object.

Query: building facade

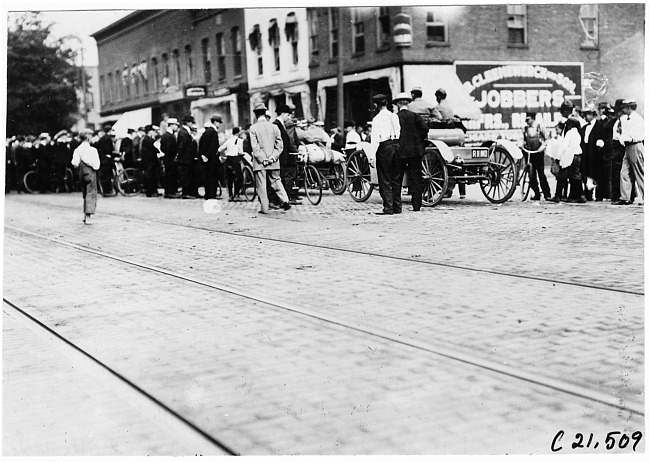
[93,5,644,143]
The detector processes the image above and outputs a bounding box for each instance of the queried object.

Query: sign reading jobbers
[455,61,583,144]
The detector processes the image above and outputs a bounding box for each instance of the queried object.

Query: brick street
[2,189,645,455]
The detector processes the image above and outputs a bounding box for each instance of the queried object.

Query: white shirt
[345,130,361,149]
[71,141,100,170]
[620,111,644,144]
[370,108,401,154]
[583,119,595,144]
[219,135,243,157]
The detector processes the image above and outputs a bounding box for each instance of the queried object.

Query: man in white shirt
[371,94,402,215]
[615,99,644,205]
[71,129,101,223]
[218,126,245,201]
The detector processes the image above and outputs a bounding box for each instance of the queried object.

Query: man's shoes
[550,196,560,203]
[614,200,632,205]
[393,209,402,214]
[228,197,235,202]
[576,196,587,204]
[269,203,281,210]
[544,196,552,201]
[164,193,181,199]
[411,208,421,212]
[181,195,197,199]
[289,199,302,205]
[281,202,292,210]
[459,195,466,199]
[530,195,541,201]
[375,211,394,215]
[594,197,603,202]
[258,210,267,214]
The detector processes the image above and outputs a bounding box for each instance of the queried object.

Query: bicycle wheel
[23,170,38,194]
[520,164,531,201]
[117,168,142,196]
[100,171,118,197]
[63,168,74,193]
[345,150,374,202]
[304,164,323,205]
[329,163,347,195]
[241,165,256,201]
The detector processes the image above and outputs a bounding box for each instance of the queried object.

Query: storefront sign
[185,86,207,98]
[211,88,231,98]
[455,61,583,143]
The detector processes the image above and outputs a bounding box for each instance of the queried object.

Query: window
[351,8,365,54]
[161,53,170,88]
[377,7,391,49]
[426,8,448,43]
[268,19,280,71]
[184,45,193,82]
[580,4,598,47]
[100,75,106,105]
[151,57,159,91]
[507,5,527,45]
[216,33,226,80]
[201,38,211,83]
[308,9,319,56]
[115,70,121,100]
[329,8,338,59]
[141,60,148,94]
[107,73,113,102]
[172,49,181,85]
[132,64,139,97]
[249,24,263,75]
[285,13,299,66]
[123,66,130,99]
[232,27,242,76]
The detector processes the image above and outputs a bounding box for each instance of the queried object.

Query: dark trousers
[144,162,158,196]
[203,158,221,199]
[37,165,50,193]
[164,162,179,196]
[529,152,551,198]
[568,154,584,199]
[99,161,113,193]
[180,163,198,197]
[225,156,244,197]
[376,141,402,213]
[595,159,611,200]
[399,156,423,210]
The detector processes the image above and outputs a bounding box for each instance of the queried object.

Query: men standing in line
[177,115,200,199]
[371,94,402,215]
[140,124,161,197]
[615,99,644,206]
[273,104,301,205]
[199,114,222,200]
[249,103,291,214]
[393,92,428,212]
[161,118,180,198]
[523,113,551,201]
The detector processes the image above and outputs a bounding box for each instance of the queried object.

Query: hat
[210,114,223,123]
[167,118,179,125]
[598,102,611,110]
[127,128,135,134]
[276,104,294,115]
[344,120,356,128]
[560,99,574,113]
[435,88,447,98]
[372,94,388,104]
[620,99,637,109]
[392,92,412,103]
[525,113,536,119]
[39,132,50,139]
[253,103,268,112]
[137,126,146,132]
[410,86,423,93]
[103,124,112,131]
[182,115,195,124]
[144,124,159,132]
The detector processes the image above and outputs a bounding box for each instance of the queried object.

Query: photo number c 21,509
[551,430,643,452]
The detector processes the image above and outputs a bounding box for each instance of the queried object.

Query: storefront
[249,82,312,122]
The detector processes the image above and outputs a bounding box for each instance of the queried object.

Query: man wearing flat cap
[161,118,180,198]
[394,92,428,211]
[371,93,402,215]
[177,115,200,198]
[615,99,644,205]
[249,103,291,213]
[140,125,161,197]
[273,104,301,204]
[199,114,222,200]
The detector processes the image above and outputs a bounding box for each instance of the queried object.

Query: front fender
[493,138,523,161]
[427,139,454,163]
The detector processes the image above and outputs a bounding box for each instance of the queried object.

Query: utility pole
[336,8,344,130]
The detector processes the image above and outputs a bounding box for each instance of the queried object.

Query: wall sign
[185,86,207,98]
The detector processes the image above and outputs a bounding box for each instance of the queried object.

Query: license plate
[471,148,489,158]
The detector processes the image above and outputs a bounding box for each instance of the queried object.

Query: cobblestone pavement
[2,191,645,455]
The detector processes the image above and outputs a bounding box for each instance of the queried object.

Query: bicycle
[98,153,143,197]
[517,147,535,201]
[23,162,74,194]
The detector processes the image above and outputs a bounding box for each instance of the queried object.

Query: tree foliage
[7,12,88,136]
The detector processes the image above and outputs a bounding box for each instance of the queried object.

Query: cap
[597,102,611,110]
[276,104,294,115]
[620,99,637,109]
[372,94,388,104]
[410,86,423,93]
[210,114,223,123]
[344,120,356,128]
[253,103,268,112]
[144,124,159,132]
[560,99,575,113]
[435,88,447,98]
[182,115,195,124]
[127,128,135,134]
[392,92,412,103]
[167,118,179,125]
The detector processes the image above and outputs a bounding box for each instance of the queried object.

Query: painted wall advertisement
[455,61,583,144]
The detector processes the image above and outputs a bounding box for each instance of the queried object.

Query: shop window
[216,33,226,80]
[184,45,193,82]
[426,8,448,43]
[329,8,338,59]
[377,7,391,49]
[172,49,181,85]
[580,4,598,48]
[268,19,281,72]
[351,8,365,54]
[249,24,263,76]
[285,12,299,66]
[232,27,242,76]
[201,38,211,83]
[308,9,319,57]
[507,5,527,45]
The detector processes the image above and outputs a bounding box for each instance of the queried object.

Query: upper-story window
[249,24,263,75]
[140,60,148,94]
[232,27,242,76]
[201,38,211,83]
[308,9,319,57]
[216,33,226,80]
[285,13,299,66]
[123,65,130,99]
[151,57,159,91]
[580,4,598,47]
[507,4,527,45]
[426,8,448,43]
[107,72,113,103]
[328,8,338,59]
[132,64,139,97]
[351,8,365,54]
[184,45,193,82]
[268,19,281,71]
[377,7,391,49]
[100,75,106,105]
[172,49,181,85]
[115,70,121,100]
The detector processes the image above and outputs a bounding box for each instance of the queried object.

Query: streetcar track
[6,225,644,417]
[5,199,644,296]
[2,298,239,456]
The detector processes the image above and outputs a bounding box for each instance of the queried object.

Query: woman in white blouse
[71,130,101,224]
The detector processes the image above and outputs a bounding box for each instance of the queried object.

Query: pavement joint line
[10,200,644,297]
[2,299,239,456]
[6,225,644,418]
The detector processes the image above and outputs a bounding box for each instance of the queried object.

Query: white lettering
[500,90,513,108]
[513,90,527,108]
[487,90,501,108]
[552,90,564,107]
[538,90,552,108]
[526,90,539,108]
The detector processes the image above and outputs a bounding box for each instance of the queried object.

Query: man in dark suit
[394,92,429,211]
[140,125,160,197]
[96,125,116,194]
[199,114,222,200]
[119,129,135,167]
[273,104,301,204]
[586,102,612,201]
[160,118,180,198]
[177,115,200,199]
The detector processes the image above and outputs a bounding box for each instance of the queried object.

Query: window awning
[403,64,482,119]
[111,107,152,139]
